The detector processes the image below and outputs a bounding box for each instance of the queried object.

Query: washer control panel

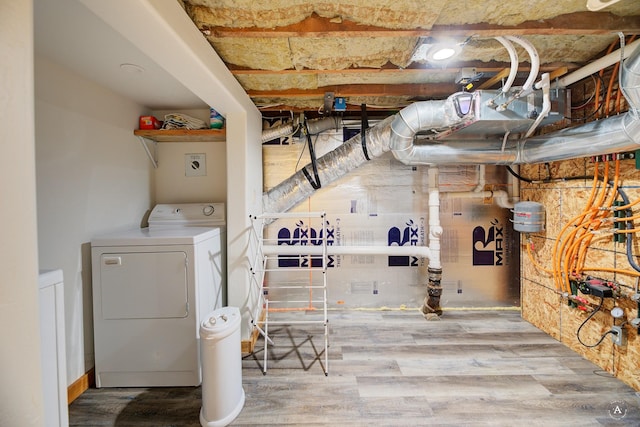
[148,203,225,228]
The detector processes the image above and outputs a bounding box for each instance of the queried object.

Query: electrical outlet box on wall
[610,326,627,347]
[185,153,206,177]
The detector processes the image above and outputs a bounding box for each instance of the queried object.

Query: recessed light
[426,43,462,62]
[411,40,463,63]
[120,63,145,73]
[431,47,457,61]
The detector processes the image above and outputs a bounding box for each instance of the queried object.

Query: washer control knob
[203,205,215,216]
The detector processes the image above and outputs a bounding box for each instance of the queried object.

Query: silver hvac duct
[263,115,395,214]
[400,114,640,165]
[262,122,296,144]
[261,116,343,144]
[263,40,640,214]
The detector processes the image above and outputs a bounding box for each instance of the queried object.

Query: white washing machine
[91,203,225,388]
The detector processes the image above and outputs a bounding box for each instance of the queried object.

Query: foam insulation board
[262,128,519,309]
[263,201,518,309]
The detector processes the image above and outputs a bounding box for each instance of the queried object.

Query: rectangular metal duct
[432,89,568,141]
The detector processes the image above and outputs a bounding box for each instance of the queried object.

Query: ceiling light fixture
[410,39,463,63]
[429,45,461,61]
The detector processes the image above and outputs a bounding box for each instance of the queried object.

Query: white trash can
[199,306,245,427]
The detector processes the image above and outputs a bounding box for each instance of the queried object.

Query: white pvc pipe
[525,73,551,138]
[440,189,514,209]
[494,37,519,93]
[261,244,431,258]
[505,36,539,92]
[509,165,520,206]
[473,164,486,193]
[556,39,640,88]
[427,167,443,270]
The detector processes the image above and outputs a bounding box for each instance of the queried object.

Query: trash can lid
[200,306,241,340]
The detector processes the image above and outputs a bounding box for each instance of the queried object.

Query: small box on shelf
[139,115,162,130]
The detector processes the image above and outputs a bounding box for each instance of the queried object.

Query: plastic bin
[199,306,245,427]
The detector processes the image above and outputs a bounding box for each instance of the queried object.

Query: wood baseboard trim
[67,368,95,405]
[70,314,264,401]
[241,309,266,354]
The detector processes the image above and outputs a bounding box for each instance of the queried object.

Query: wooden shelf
[134,128,225,142]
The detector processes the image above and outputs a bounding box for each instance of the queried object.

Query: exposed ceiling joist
[184,1,640,113]
[230,63,574,76]
[248,83,461,98]
[477,69,511,90]
[202,12,640,38]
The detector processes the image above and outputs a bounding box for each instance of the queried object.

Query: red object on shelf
[139,115,161,130]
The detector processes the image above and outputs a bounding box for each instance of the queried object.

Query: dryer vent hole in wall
[185,153,206,177]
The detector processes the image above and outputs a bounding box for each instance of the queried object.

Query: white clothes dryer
[91,203,225,388]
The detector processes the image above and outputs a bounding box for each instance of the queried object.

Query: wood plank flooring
[69,309,640,426]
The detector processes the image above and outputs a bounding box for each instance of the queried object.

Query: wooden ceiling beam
[258,104,402,113]
[246,83,461,98]
[203,12,640,38]
[230,62,578,76]
[476,68,511,90]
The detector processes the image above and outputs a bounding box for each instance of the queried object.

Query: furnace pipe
[263,36,640,214]
[423,167,443,318]
[261,244,431,258]
[263,115,395,214]
[505,36,539,93]
[427,167,442,270]
[261,122,296,143]
[395,113,640,166]
[555,39,640,88]
[440,190,513,209]
[494,37,518,93]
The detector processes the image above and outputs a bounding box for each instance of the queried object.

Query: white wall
[34,56,153,385]
[226,110,264,340]
[151,109,226,204]
[0,1,44,426]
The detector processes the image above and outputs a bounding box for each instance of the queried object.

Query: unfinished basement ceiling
[180,0,640,113]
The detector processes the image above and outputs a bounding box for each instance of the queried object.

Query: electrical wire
[570,75,598,110]
[576,295,613,347]
[569,74,607,122]
[505,165,533,183]
[505,164,595,184]
[616,187,640,273]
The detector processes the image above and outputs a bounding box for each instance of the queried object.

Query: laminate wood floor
[69,309,640,426]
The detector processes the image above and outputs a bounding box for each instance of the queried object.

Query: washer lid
[148,203,225,229]
[91,226,220,247]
